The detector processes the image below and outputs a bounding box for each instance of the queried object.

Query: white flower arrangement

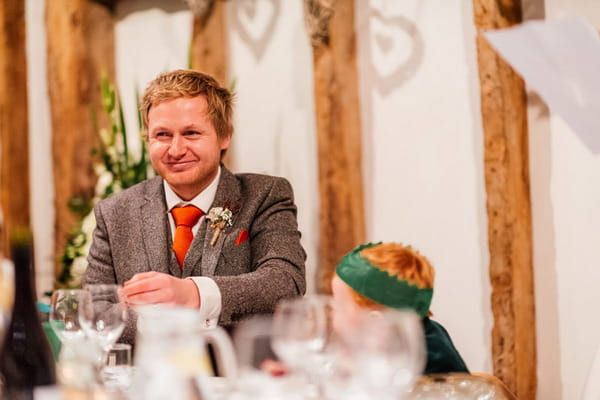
[206,207,233,246]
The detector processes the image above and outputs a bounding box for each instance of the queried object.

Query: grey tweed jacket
[84,166,306,344]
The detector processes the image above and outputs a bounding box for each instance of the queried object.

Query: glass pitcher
[132,305,237,400]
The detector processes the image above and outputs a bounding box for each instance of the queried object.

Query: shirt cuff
[188,277,222,329]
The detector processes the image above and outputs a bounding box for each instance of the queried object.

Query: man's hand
[123,271,200,309]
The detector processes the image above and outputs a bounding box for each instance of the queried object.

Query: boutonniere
[206,207,233,246]
[206,199,241,246]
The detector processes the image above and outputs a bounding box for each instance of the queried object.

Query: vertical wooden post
[190,0,228,86]
[0,0,30,254]
[190,0,232,167]
[472,0,537,397]
[46,0,115,276]
[305,1,365,293]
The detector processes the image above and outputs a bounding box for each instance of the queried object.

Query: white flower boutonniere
[207,207,233,246]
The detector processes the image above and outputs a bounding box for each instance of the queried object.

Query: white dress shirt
[164,167,222,328]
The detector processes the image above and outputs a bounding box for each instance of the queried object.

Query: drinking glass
[271,295,333,398]
[233,315,281,398]
[49,288,105,389]
[78,284,127,355]
[339,309,426,400]
[49,289,85,343]
[101,343,133,392]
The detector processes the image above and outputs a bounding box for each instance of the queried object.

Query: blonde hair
[348,243,434,315]
[140,69,234,140]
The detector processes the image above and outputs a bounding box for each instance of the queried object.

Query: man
[84,69,306,344]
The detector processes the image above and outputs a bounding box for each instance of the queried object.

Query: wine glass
[50,288,103,389]
[233,315,285,398]
[339,309,426,400]
[49,289,85,343]
[78,284,127,356]
[271,295,333,398]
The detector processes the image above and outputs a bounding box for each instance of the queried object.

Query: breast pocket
[217,233,252,275]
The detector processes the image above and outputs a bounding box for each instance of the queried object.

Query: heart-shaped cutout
[233,0,280,60]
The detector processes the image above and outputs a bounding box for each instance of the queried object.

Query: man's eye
[183,131,200,137]
[153,132,171,140]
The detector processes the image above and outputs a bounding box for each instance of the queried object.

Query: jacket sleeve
[84,202,138,345]
[212,177,307,325]
[84,203,117,285]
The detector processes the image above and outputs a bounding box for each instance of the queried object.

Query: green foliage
[57,75,152,288]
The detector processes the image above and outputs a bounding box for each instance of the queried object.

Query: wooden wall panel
[307,2,365,293]
[191,0,228,86]
[472,0,537,397]
[46,0,115,276]
[0,0,30,254]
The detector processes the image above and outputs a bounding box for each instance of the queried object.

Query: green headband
[335,243,433,318]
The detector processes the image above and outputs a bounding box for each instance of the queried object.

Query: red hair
[343,243,434,316]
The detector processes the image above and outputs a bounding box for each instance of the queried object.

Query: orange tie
[171,205,204,268]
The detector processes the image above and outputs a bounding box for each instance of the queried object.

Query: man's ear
[219,134,232,150]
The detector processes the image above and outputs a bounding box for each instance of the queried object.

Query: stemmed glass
[338,309,426,400]
[79,284,127,351]
[78,284,127,366]
[49,289,85,343]
[233,315,284,398]
[271,295,333,398]
[49,288,100,388]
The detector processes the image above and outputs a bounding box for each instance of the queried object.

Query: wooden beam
[190,0,228,86]
[0,0,30,254]
[46,0,115,277]
[472,0,537,397]
[305,1,365,293]
[190,0,232,167]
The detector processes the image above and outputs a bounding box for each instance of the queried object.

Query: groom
[84,69,306,344]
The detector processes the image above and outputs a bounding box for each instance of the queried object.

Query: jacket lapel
[198,167,242,277]
[140,177,177,276]
[182,218,207,277]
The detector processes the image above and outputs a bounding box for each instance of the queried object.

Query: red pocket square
[235,229,249,246]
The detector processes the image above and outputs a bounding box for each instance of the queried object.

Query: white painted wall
[24,0,600,398]
[226,0,319,292]
[355,0,492,374]
[529,2,600,399]
[115,0,192,158]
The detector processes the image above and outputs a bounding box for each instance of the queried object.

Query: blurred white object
[0,259,14,343]
[57,336,102,390]
[485,15,600,153]
[272,295,333,398]
[232,314,305,400]
[336,309,426,400]
[132,305,237,400]
[101,343,133,392]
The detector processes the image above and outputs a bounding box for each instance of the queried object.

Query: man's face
[147,96,230,200]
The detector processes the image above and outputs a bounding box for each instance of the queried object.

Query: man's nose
[168,135,186,157]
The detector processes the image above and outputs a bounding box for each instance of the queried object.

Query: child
[331,242,468,374]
